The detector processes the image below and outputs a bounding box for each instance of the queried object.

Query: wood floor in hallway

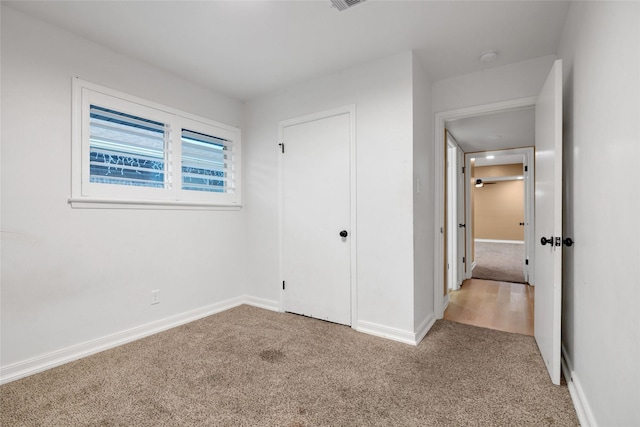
[444,278,534,336]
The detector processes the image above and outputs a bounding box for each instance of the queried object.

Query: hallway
[444,279,534,336]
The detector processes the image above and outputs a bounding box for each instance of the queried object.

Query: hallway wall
[473,164,524,241]
[558,2,640,425]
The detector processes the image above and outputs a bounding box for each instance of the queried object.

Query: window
[71,79,241,209]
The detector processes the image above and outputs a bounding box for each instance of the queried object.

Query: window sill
[69,197,242,211]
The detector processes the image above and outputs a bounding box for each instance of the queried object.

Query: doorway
[465,147,534,285]
[445,144,535,336]
[435,60,564,384]
[279,106,357,326]
[434,97,537,319]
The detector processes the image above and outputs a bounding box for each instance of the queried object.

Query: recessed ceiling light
[486,155,495,159]
[479,50,498,64]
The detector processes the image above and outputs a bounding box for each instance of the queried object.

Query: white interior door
[534,59,563,385]
[281,110,352,326]
[446,141,457,291]
[456,147,466,284]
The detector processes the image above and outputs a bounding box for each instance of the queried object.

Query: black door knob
[540,236,553,246]
[563,238,574,247]
[458,224,466,228]
[339,230,348,238]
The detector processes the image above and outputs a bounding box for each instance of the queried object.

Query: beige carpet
[473,241,527,284]
[0,305,578,426]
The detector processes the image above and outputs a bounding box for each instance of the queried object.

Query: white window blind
[90,105,169,188]
[181,128,235,194]
[71,78,241,209]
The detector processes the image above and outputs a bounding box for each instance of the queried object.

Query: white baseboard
[474,239,524,244]
[0,295,279,385]
[243,295,279,312]
[414,312,436,345]
[356,317,434,346]
[471,261,477,271]
[561,344,597,427]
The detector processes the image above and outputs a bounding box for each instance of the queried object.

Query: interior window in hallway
[444,279,534,335]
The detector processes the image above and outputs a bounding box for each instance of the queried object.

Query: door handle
[458,224,466,228]
[519,222,525,226]
[563,237,574,247]
[540,236,553,246]
[339,230,348,238]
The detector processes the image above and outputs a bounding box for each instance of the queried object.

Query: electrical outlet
[151,290,160,305]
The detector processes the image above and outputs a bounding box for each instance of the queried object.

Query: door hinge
[524,165,528,172]
[525,259,529,265]
[282,280,286,290]
[461,166,465,174]
[278,142,285,153]
[462,257,466,264]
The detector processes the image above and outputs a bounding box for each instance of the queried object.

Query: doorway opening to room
[441,106,536,336]
[436,60,564,384]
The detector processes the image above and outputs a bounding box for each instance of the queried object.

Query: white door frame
[446,132,461,291]
[464,147,535,285]
[278,105,358,327]
[433,96,537,318]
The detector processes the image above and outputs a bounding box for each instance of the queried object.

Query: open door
[534,59,563,385]
[456,146,466,283]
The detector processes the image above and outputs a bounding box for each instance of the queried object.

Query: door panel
[457,147,466,284]
[534,59,563,385]
[281,112,351,326]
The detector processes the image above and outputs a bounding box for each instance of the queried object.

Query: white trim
[68,198,242,210]
[471,261,477,271]
[475,175,524,183]
[434,98,537,319]
[356,320,420,346]
[243,295,280,312]
[415,313,437,345]
[277,105,358,327]
[0,295,283,385]
[561,344,597,427]
[475,239,525,245]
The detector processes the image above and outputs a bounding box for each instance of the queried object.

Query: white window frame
[70,78,241,210]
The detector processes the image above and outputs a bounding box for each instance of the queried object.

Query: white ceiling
[446,107,535,155]
[6,0,570,102]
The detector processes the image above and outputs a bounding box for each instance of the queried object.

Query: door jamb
[433,97,537,319]
[278,104,358,327]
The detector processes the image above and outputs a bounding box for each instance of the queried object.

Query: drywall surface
[473,164,524,241]
[412,54,435,332]
[558,2,640,425]
[243,52,417,334]
[1,7,245,367]
[432,55,556,113]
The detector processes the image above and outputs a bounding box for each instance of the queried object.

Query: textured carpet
[473,241,527,283]
[0,305,578,426]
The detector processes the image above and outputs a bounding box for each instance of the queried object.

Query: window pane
[89,105,166,188]
[181,129,232,193]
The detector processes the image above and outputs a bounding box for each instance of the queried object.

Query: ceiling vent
[331,0,367,12]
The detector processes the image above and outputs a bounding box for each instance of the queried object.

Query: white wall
[243,52,419,336]
[558,2,639,425]
[1,7,245,369]
[432,54,557,113]
[412,56,435,331]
